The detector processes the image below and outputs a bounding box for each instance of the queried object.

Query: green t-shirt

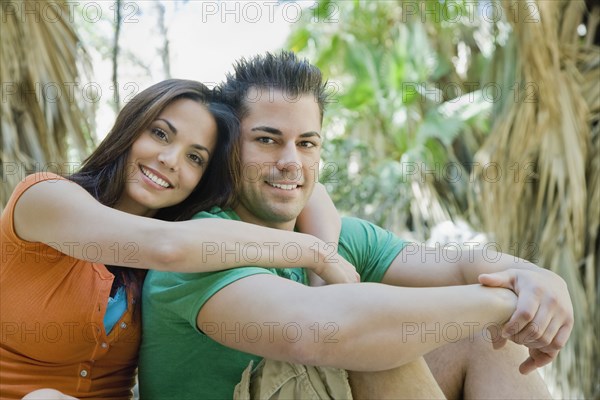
[139,208,407,400]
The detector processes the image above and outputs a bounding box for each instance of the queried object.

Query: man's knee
[425,336,551,400]
[349,357,445,399]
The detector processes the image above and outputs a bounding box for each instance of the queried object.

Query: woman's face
[116,98,218,216]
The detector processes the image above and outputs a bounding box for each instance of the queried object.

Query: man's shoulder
[338,216,408,282]
[339,216,407,248]
[340,216,381,237]
[340,215,371,228]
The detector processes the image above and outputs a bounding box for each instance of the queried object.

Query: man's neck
[232,206,296,231]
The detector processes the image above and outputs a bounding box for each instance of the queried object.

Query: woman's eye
[188,154,205,166]
[151,128,168,141]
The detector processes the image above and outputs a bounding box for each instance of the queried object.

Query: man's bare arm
[381,245,573,374]
[197,274,516,371]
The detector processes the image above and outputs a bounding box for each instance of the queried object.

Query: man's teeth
[141,167,170,188]
[268,182,298,190]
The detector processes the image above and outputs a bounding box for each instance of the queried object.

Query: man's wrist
[488,286,518,324]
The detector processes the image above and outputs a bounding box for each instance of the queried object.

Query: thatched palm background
[0,0,94,213]
[472,1,599,396]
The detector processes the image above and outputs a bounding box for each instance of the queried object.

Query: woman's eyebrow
[192,144,211,156]
[155,118,211,156]
[156,118,177,133]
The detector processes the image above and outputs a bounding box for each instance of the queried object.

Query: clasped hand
[479,268,574,374]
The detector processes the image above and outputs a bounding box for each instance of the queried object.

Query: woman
[0,79,356,399]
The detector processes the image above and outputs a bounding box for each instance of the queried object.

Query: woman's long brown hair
[69,79,240,299]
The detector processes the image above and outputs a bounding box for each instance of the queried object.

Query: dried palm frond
[470,0,599,397]
[0,0,94,212]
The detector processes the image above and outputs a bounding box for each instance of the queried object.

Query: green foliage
[287,0,494,235]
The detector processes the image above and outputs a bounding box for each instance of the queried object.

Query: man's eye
[151,128,168,141]
[299,141,316,148]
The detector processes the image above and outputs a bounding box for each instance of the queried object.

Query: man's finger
[548,324,572,351]
[502,292,540,338]
[486,324,507,349]
[519,349,554,375]
[478,270,515,289]
[492,336,508,350]
[528,318,562,349]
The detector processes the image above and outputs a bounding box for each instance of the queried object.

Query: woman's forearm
[296,182,342,286]
[13,180,355,283]
[152,218,357,283]
[161,218,322,271]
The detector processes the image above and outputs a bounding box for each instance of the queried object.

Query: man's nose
[275,143,302,173]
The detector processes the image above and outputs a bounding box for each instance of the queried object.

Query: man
[139,52,572,399]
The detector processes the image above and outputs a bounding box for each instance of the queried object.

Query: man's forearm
[199,276,517,371]
[458,250,539,285]
[383,245,542,288]
[302,283,516,370]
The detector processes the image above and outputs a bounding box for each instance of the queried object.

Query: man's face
[234,87,322,230]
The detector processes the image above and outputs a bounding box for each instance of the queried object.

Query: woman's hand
[310,242,360,284]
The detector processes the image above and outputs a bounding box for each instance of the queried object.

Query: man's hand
[478,268,574,374]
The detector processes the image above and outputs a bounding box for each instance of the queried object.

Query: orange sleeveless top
[0,173,140,399]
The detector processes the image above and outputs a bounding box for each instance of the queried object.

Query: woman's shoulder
[2,172,69,220]
[13,172,69,198]
[10,172,68,195]
[22,171,68,185]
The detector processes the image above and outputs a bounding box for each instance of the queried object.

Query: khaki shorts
[234,359,353,400]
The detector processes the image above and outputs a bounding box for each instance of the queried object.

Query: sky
[78,0,313,140]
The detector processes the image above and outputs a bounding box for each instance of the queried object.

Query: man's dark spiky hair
[215,51,328,121]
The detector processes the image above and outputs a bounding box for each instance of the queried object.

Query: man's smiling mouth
[266,182,300,190]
